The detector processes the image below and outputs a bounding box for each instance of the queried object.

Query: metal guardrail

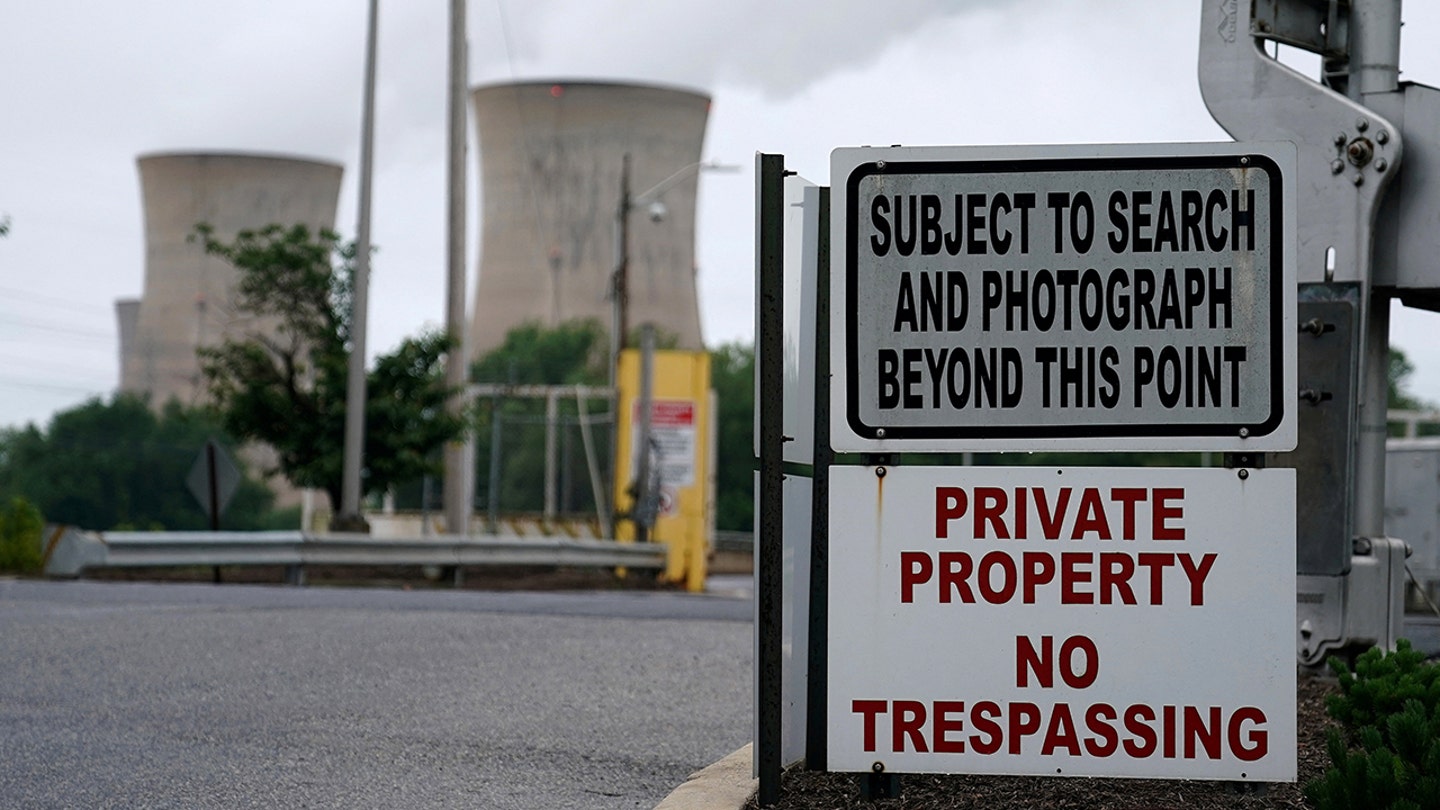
[41,527,666,581]
[712,530,755,554]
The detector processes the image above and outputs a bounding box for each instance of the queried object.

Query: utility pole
[442,0,473,536]
[610,153,632,392]
[337,0,379,532]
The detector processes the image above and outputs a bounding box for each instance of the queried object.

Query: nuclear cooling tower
[114,298,140,385]
[120,152,343,407]
[469,80,711,356]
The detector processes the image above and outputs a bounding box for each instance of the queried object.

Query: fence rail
[41,527,666,581]
[1390,410,1440,439]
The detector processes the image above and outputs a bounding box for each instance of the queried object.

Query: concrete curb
[654,743,756,810]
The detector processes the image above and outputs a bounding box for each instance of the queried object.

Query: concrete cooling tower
[469,80,711,356]
[120,152,343,408]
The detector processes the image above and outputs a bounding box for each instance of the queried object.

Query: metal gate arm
[1198,0,1401,284]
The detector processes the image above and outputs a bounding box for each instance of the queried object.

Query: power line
[0,353,112,379]
[0,376,108,395]
[0,285,116,314]
[0,312,112,341]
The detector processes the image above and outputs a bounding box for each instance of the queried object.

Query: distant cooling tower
[469,80,711,356]
[114,298,140,386]
[120,152,343,407]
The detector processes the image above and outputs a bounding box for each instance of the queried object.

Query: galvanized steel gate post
[1199,0,1431,663]
[756,153,787,806]
[805,188,831,773]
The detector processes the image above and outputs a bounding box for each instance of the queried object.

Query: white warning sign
[830,143,1296,453]
[826,464,1297,781]
[630,399,697,489]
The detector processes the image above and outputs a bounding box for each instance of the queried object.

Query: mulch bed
[747,675,1337,809]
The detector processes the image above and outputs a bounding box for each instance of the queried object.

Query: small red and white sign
[631,399,698,489]
[827,465,1295,781]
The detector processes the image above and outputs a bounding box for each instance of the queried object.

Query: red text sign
[826,465,1295,781]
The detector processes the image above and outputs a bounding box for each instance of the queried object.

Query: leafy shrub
[1305,640,1440,809]
[0,496,44,574]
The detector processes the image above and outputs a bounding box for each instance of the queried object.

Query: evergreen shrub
[1306,639,1440,810]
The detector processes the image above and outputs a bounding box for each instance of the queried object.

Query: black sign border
[844,153,1286,442]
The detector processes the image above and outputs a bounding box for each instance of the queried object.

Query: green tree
[471,320,608,386]
[710,342,754,531]
[0,496,43,573]
[0,395,276,530]
[1390,347,1428,411]
[1388,347,1436,437]
[193,223,465,510]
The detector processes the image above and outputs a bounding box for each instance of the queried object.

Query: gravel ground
[747,676,1337,810]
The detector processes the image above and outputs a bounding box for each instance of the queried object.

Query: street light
[608,157,737,542]
[609,156,738,387]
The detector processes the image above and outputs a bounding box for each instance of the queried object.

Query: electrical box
[1280,285,1359,576]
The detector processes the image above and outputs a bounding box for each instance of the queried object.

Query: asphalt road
[0,578,753,809]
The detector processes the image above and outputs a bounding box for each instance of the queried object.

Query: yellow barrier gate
[612,348,712,591]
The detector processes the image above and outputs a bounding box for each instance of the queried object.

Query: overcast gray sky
[3,1,1440,430]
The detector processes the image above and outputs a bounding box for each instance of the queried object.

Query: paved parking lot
[0,579,753,809]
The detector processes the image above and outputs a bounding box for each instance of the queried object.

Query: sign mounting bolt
[876,466,887,478]
[1375,158,1388,173]
[875,428,886,439]
[1238,469,1250,480]
[1334,132,1348,146]
[1377,129,1390,145]
[1239,427,1250,438]
[875,161,886,171]
[1346,138,1374,167]
[1331,159,1345,174]
[1356,116,1369,132]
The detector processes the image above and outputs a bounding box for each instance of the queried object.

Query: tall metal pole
[339,0,379,530]
[610,153,632,391]
[1351,1,1403,98]
[442,0,473,536]
[1349,0,1403,540]
[756,153,786,807]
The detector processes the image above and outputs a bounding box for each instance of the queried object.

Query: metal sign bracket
[1200,0,1401,287]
